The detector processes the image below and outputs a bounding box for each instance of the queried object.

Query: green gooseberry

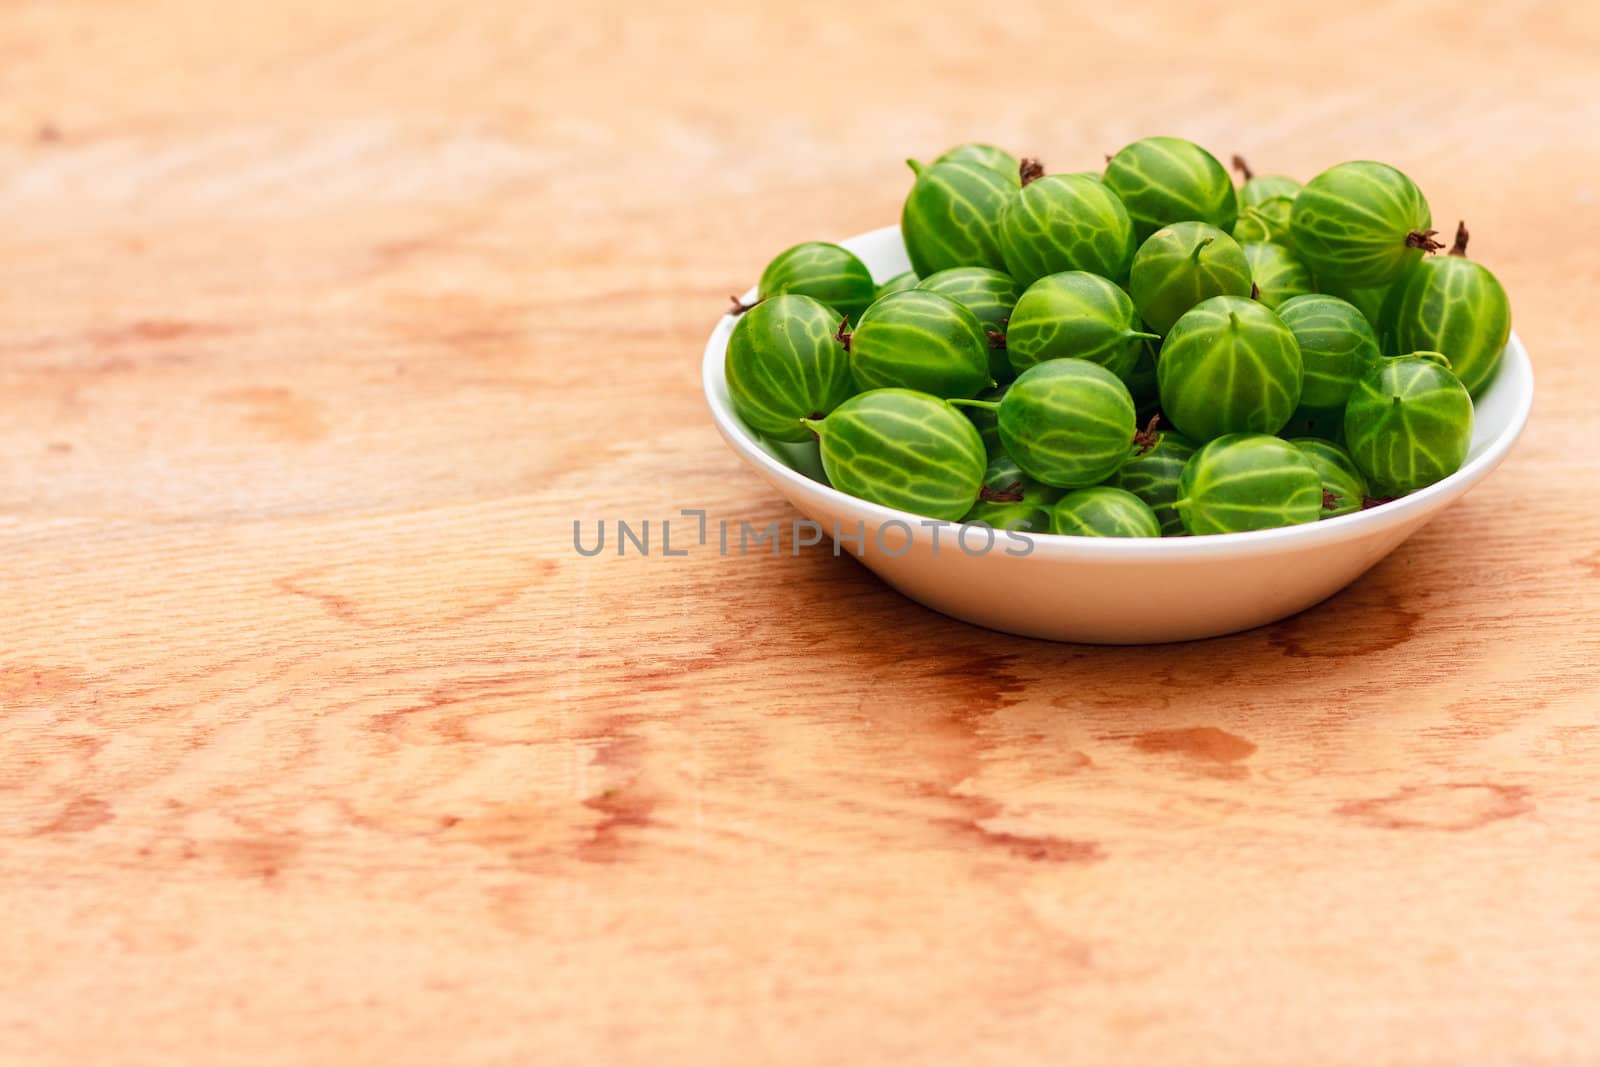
[1156,296,1303,442]
[804,388,986,521]
[725,294,857,443]
[1049,487,1161,538]
[1238,172,1302,211]
[1233,195,1295,245]
[1108,423,1198,536]
[1005,271,1155,381]
[1103,136,1239,242]
[1388,223,1511,397]
[758,241,877,324]
[1174,433,1323,535]
[1243,241,1314,308]
[955,358,1136,489]
[875,270,918,300]
[846,289,992,399]
[901,160,1013,277]
[917,267,1020,385]
[1128,222,1253,335]
[1275,293,1381,409]
[1230,159,1300,245]
[1343,352,1474,494]
[927,143,1022,184]
[1290,160,1438,287]
[998,173,1137,286]
[1278,404,1345,444]
[1290,438,1369,518]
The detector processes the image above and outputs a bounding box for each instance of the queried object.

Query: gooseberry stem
[1019,158,1045,186]
[1449,220,1469,257]
[1132,414,1163,455]
[834,317,852,353]
[1405,229,1446,253]
[1128,330,1160,341]
[1230,154,1254,181]
[948,399,1000,412]
[979,482,1025,503]
[729,294,759,315]
[906,159,924,176]
[1229,310,1242,329]
[1191,236,1215,262]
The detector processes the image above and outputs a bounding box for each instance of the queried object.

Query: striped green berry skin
[848,289,992,399]
[931,143,1021,183]
[1049,487,1161,538]
[917,267,1019,384]
[917,268,1017,332]
[1290,438,1369,518]
[1239,174,1301,211]
[1233,195,1295,245]
[1129,223,1252,336]
[993,359,1137,488]
[875,270,919,300]
[1343,353,1474,494]
[962,497,1050,534]
[1243,241,1314,308]
[1289,161,1434,287]
[901,160,1014,277]
[1317,277,1392,333]
[998,174,1137,286]
[1109,429,1198,535]
[759,242,877,324]
[1175,434,1323,535]
[1276,294,1381,409]
[806,389,986,521]
[1390,251,1511,397]
[1006,271,1153,381]
[725,295,857,443]
[1156,296,1303,442]
[1103,137,1239,242]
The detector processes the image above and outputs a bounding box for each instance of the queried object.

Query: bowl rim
[703,226,1533,561]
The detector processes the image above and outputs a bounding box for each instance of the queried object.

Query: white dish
[703,226,1533,644]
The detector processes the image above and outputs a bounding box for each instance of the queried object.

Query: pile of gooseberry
[724,138,1511,536]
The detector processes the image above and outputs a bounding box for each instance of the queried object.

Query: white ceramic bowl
[704,226,1533,643]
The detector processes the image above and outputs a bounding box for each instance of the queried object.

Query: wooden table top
[3,2,1598,1063]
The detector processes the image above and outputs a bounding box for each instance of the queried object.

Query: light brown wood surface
[3,2,1598,1064]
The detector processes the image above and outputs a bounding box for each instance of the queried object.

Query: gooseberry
[1049,487,1161,538]
[1174,433,1323,534]
[1290,160,1439,287]
[805,389,986,521]
[846,289,992,399]
[1128,222,1252,335]
[1006,271,1155,380]
[1156,296,1303,442]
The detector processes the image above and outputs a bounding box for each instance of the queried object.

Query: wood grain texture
[2,1,1599,1063]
